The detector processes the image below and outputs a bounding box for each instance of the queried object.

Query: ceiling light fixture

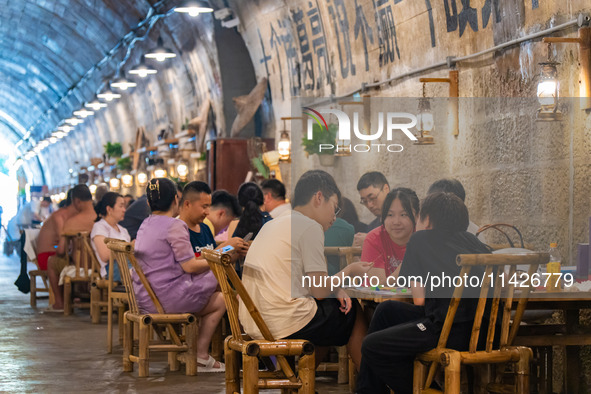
[129,55,157,78]
[175,0,214,17]
[145,37,176,62]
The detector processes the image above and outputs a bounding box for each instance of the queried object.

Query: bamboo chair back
[63,232,98,280]
[202,248,311,384]
[105,239,181,343]
[417,252,549,392]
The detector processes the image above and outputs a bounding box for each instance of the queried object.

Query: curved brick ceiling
[0,0,152,145]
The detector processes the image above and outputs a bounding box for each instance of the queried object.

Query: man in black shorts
[238,170,373,370]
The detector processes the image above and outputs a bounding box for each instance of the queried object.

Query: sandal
[197,355,225,372]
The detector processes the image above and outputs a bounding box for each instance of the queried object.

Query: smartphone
[243,232,254,242]
[221,245,234,253]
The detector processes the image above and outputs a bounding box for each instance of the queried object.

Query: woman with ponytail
[228,182,272,240]
[90,192,130,280]
[133,178,226,372]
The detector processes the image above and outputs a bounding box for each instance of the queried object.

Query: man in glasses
[353,171,390,247]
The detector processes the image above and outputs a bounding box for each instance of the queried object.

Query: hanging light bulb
[537,44,562,121]
[65,117,83,125]
[175,0,214,16]
[129,55,157,78]
[97,87,121,102]
[109,177,121,190]
[415,83,435,145]
[145,37,176,62]
[121,173,134,188]
[85,98,107,111]
[176,162,189,181]
[277,118,292,162]
[137,171,148,187]
[89,184,98,194]
[73,108,94,118]
[111,72,137,91]
[57,124,73,133]
[154,167,167,178]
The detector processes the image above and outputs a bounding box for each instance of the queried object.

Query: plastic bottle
[547,242,561,292]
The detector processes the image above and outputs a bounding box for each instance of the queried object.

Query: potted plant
[301,123,337,166]
[104,142,123,161]
[116,157,132,171]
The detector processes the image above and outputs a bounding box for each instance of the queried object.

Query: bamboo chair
[94,237,129,352]
[63,232,100,316]
[322,246,362,387]
[106,239,198,377]
[202,248,315,394]
[28,231,53,307]
[413,252,549,394]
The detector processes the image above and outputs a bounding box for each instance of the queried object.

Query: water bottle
[547,242,561,292]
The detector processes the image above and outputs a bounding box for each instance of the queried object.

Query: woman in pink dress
[132,178,225,372]
[361,187,419,285]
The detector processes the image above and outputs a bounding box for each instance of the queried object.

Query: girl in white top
[91,192,131,279]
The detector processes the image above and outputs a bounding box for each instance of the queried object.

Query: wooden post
[413,360,428,393]
[298,353,316,394]
[242,354,259,394]
[515,347,532,394]
[138,323,150,377]
[123,317,133,372]
[225,338,240,394]
[337,346,348,384]
[184,320,198,376]
[90,285,101,324]
[442,351,461,394]
[63,277,72,316]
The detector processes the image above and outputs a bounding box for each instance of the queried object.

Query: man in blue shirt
[179,181,249,258]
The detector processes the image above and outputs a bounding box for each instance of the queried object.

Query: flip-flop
[197,355,225,372]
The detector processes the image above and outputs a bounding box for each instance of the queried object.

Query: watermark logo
[303,107,418,153]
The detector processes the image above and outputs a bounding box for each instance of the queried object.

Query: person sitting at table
[427,178,480,235]
[227,182,272,239]
[353,172,391,250]
[261,178,291,218]
[239,170,373,370]
[133,178,226,372]
[119,195,150,241]
[324,195,355,275]
[47,185,96,311]
[361,187,419,284]
[179,181,249,258]
[90,192,130,281]
[356,192,491,394]
[203,190,241,240]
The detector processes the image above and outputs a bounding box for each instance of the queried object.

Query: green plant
[116,157,132,171]
[104,142,123,159]
[301,123,337,155]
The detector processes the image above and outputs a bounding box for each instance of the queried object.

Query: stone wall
[231,0,591,263]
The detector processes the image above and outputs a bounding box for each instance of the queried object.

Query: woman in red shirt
[361,187,419,284]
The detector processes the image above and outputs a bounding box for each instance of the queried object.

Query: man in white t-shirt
[239,170,372,370]
[261,179,291,218]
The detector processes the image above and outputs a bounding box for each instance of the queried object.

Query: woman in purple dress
[132,178,225,372]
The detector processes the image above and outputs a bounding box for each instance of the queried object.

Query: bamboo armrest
[227,337,314,357]
[105,240,133,252]
[125,312,196,325]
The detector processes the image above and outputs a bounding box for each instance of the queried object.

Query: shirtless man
[36,190,75,272]
[47,184,96,310]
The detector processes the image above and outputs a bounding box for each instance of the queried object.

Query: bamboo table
[513,291,591,394]
[346,287,591,393]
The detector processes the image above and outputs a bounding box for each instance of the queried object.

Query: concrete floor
[0,254,352,393]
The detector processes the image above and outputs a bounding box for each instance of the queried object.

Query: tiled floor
[0,253,352,393]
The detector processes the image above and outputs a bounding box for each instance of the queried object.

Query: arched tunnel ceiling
[0,0,155,146]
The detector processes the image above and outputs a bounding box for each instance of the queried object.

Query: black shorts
[286,298,358,347]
